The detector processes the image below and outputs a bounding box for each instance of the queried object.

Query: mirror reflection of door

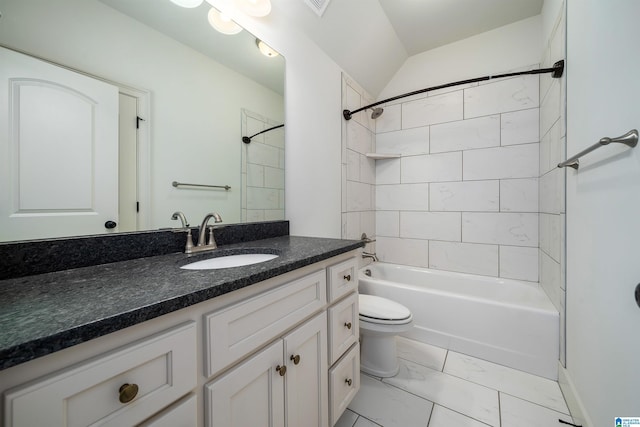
[118,93,138,232]
[0,47,119,241]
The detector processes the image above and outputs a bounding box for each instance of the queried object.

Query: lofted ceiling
[275,0,544,96]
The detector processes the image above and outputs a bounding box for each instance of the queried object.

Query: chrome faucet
[184,212,223,254]
[362,252,378,262]
[171,211,189,228]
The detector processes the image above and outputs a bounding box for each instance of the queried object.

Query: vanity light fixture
[256,39,279,58]
[207,7,243,35]
[169,0,204,8]
[235,0,271,17]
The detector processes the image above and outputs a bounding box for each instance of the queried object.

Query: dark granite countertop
[0,235,363,371]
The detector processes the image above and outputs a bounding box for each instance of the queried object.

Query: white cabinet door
[205,340,285,427]
[284,312,329,427]
[0,46,118,241]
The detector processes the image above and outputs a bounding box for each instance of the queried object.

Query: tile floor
[336,337,574,427]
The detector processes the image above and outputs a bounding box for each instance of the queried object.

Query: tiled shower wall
[539,3,566,365]
[341,75,376,259]
[372,73,541,281]
[241,109,285,222]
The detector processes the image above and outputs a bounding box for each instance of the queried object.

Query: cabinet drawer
[328,292,359,365]
[4,322,197,427]
[139,393,197,427]
[205,270,327,377]
[328,343,360,427]
[327,258,358,302]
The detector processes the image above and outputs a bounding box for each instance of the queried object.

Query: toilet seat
[359,294,412,325]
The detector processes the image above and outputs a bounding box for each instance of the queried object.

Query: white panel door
[205,340,285,427]
[566,1,640,425]
[0,47,118,241]
[283,312,328,427]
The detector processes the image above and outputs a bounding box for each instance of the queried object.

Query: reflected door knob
[104,220,117,229]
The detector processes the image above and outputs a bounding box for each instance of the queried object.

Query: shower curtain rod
[242,123,284,143]
[343,60,565,120]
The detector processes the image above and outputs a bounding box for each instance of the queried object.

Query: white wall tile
[376,236,429,268]
[246,210,264,222]
[500,245,539,281]
[464,75,539,118]
[540,79,561,138]
[376,211,399,237]
[345,83,361,112]
[539,168,562,214]
[462,212,538,247]
[346,181,373,211]
[346,149,360,181]
[500,178,539,212]
[402,152,462,183]
[360,155,376,184]
[430,115,500,153]
[248,141,280,168]
[540,250,561,311]
[402,91,463,129]
[376,184,429,211]
[264,166,284,189]
[347,121,373,154]
[361,211,375,240]
[463,143,539,180]
[375,126,429,155]
[246,187,279,209]
[501,108,539,146]
[400,211,461,241]
[429,241,499,276]
[375,103,401,133]
[376,158,401,185]
[430,181,499,212]
[345,211,361,240]
[247,163,264,187]
[263,209,284,221]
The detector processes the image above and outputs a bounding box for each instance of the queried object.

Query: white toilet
[358,294,413,377]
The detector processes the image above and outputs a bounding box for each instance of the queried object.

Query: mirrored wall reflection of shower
[241,109,285,223]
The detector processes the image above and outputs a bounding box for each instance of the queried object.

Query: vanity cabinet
[1,251,360,427]
[205,312,327,427]
[3,322,197,427]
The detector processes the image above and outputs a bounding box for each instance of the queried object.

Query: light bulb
[234,0,271,17]
[208,7,243,35]
[256,40,279,58]
[169,0,204,8]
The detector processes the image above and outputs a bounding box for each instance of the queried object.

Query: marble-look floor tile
[354,416,383,427]
[335,409,359,427]
[500,393,574,427]
[348,374,433,427]
[428,405,492,427]
[383,359,500,426]
[443,352,569,414]
[396,336,447,371]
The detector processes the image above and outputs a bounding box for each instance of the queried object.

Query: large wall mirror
[0,0,285,243]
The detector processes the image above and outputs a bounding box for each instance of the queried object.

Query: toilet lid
[359,294,411,321]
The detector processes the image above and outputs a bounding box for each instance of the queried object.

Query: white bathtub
[358,263,559,379]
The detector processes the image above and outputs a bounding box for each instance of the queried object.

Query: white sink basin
[181,253,279,270]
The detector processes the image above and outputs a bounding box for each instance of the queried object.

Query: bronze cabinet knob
[276,365,287,376]
[290,354,301,365]
[343,274,351,281]
[344,322,352,330]
[118,383,139,404]
[345,378,352,386]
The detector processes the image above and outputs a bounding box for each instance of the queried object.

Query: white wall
[0,0,284,231]
[379,16,542,100]
[361,17,543,279]
[207,0,345,238]
[563,1,640,426]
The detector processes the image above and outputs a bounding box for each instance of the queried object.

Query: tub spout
[362,252,378,262]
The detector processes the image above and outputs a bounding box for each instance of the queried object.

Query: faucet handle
[207,226,218,249]
[185,229,195,253]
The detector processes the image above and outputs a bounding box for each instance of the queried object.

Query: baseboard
[558,362,593,427]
